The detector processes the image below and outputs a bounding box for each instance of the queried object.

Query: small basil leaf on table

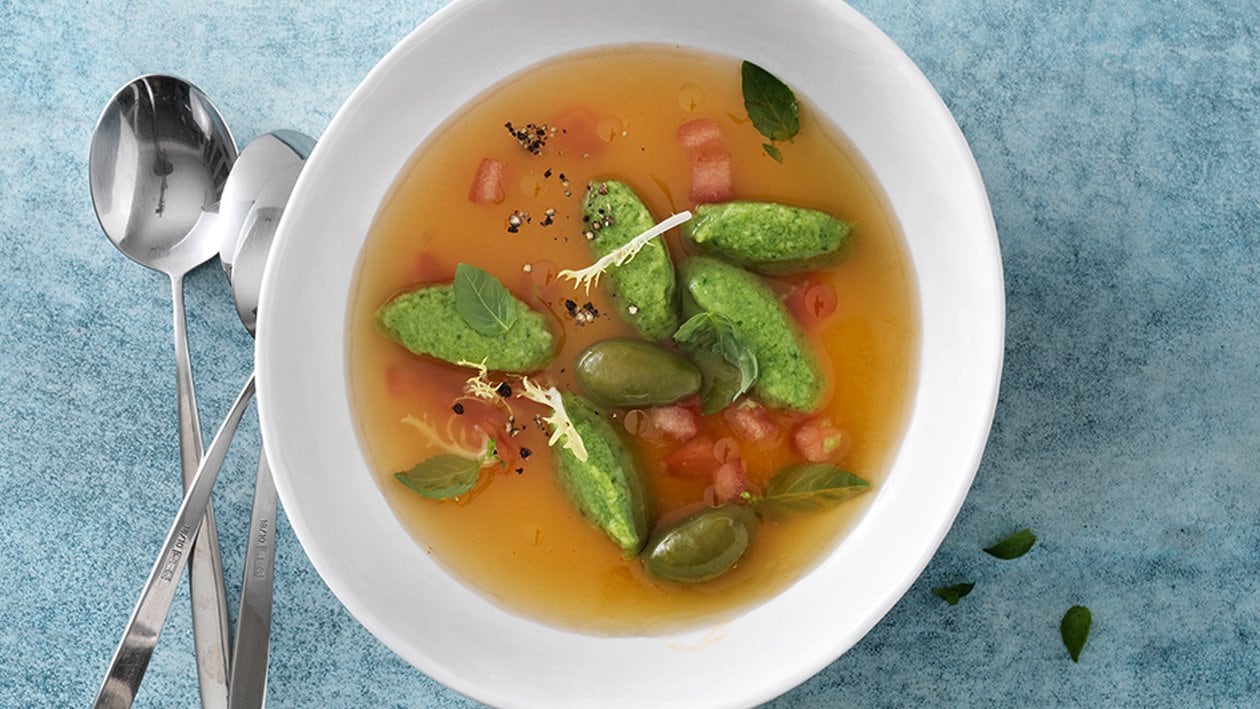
[1061,605,1092,662]
[453,262,518,336]
[394,453,481,499]
[757,463,870,512]
[675,312,758,408]
[762,143,783,163]
[741,60,800,142]
[931,582,975,606]
[983,528,1037,559]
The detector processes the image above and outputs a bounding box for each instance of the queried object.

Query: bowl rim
[256,0,1004,705]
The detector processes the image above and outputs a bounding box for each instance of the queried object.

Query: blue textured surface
[1,0,1257,706]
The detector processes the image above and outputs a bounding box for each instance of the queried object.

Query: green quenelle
[377,285,555,372]
[575,339,700,408]
[582,180,678,340]
[684,201,853,274]
[553,394,649,558]
[643,505,758,583]
[682,257,825,412]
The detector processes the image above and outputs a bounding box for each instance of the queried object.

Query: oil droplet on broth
[679,83,706,112]
[519,172,547,198]
[702,484,721,508]
[597,115,626,143]
[527,258,558,287]
[714,437,740,464]
[624,409,648,435]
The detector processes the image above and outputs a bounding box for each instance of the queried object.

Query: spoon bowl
[231,163,303,334]
[219,130,315,286]
[90,74,236,275]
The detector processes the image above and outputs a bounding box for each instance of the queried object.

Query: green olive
[642,505,759,583]
[575,338,701,408]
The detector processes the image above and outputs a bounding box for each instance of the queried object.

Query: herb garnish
[674,312,758,414]
[762,143,784,163]
[453,263,518,336]
[742,61,800,143]
[751,463,870,512]
[983,528,1037,560]
[394,438,498,500]
[931,582,975,606]
[690,353,745,416]
[1060,605,1092,662]
[401,413,483,459]
[557,211,692,293]
[518,377,587,462]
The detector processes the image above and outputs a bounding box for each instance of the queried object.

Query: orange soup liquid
[348,46,918,633]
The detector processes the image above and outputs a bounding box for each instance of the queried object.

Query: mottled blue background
[1,0,1257,706]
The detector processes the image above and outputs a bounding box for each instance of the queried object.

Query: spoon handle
[228,445,279,709]
[171,272,232,709]
[94,375,256,709]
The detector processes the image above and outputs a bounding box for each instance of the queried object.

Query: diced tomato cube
[648,405,699,441]
[793,418,849,463]
[384,364,426,398]
[411,252,454,284]
[459,399,500,434]
[676,118,724,156]
[689,152,734,204]
[726,402,777,443]
[549,105,603,157]
[663,435,717,479]
[713,459,748,504]
[468,158,506,204]
[786,278,838,325]
[463,402,518,468]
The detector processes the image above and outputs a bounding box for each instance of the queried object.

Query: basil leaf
[758,463,870,512]
[983,528,1037,559]
[394,453,481,499]
[1061,605,1091,662]
[453,263,518,336]
[762,143,783,163]
[675,312,757,405]
[932,582,975,606]
[742,61,800,142]
[692,351,744,415]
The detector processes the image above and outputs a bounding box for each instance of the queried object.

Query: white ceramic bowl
[257,0,1003,705]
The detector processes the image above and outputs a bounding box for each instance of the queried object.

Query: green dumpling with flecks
[682,257,825,412]
[581,180,678,340]
[377,285,555,372]
[684,201,853,274]
[552,393,649,558]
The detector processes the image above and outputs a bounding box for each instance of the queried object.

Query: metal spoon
[89,73,235,708]
[93,141,311,709]
[219,132,314,709]
[95,377,256,709]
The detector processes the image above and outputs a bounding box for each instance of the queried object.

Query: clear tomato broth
[347,46,918,632]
